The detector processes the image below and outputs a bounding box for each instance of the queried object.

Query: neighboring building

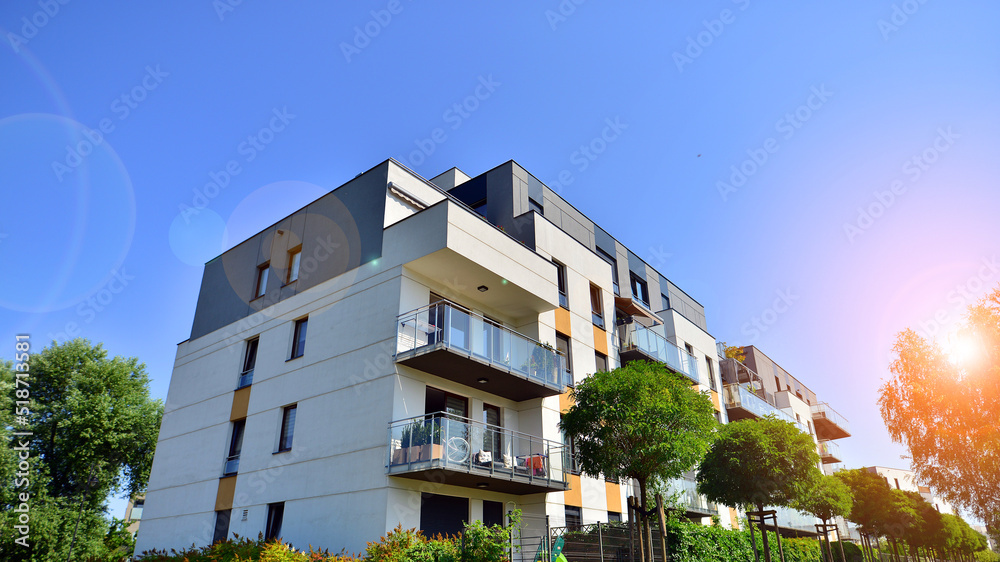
[863,466,955,515]
[124,495,144,536]
[718,345,852,537]
[135,159,728,554]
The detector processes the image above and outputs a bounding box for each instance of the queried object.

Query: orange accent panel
[555,307,572,337]
[231,387,251,421]
[605,482,622,513]
[565,474,582,507]
[710,390,721,412]
[729,507,741,529]
[216,476,237,511]
[559,392,575,414]
[592,324,608,356]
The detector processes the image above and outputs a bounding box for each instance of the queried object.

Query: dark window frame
[554,261,569,309]
[286,245,302,284]
[254,263,270,299]
[629,274,649,307]
[597,248,619,296]
[265,502,284,540]
[213,509,232,544]
[277,405,297,453]
[290,318,308,359]
[589,284,605,328]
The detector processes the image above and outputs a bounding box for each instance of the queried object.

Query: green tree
[834,469,915,562]
[0,339,163,561]
[795,474,852,562]
[696,416,821,562]
[880,287,1000,531]
[560,360,718,562]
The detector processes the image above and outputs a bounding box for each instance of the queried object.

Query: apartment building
[718,345,852,536]
[863,466,955,516]
[135,159,726,554]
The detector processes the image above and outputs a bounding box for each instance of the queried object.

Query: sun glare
[943,331,981,366]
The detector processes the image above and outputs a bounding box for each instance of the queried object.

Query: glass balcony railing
[811,402,850,436]
[666,477,717,515]
[615,320,699,383]
[773,505,819,533]
[387,411,568,492]
[396,301,570,394]
[237,369,254,389]
[223,455,240,476]
[724,384,806,431]
[818,440,841,462]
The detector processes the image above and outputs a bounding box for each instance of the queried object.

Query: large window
[597,248,619,296]
[561,414,580,475]
[286,246,301,284]
[629,273,649,307]
[554,261,568,309]
[706,356,717,391]
[661,293,670,311]
[254,263,269,298]
[565,505,582,530]
[278,405,296,452]
[265,502,284,540]
[595,352,608,373]
[556,334,572,382]
[213,509,231,545]
[225,420,245,475]
[290,318,308,359]
[239,337,258,389]
[590,284,604,329]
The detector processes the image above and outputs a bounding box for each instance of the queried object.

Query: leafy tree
[0,339,163,560]
[834,469,916,562]
[795,475,852,562]
[560,360,718,562]
[696,416,821,562]
[720,342,747,363]
[880,286,1000,531]
[898,490,944,561]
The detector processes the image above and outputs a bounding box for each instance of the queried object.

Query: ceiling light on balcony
[478,285,489,292]
[476,482,489,488]
[477,377,489,384]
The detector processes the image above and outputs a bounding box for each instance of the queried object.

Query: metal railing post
[598,521,605,562]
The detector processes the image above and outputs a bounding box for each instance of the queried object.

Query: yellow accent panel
[565,474,582,507]
[710,390,721,412]
[559,392,575,414]
[730,507,741,529]
[605,482,622,513]
[216,476,237,511]
[231,387,251,421]
[592,324,608,356]
[555,307,572,337]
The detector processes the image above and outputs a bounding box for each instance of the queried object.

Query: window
[130,499,144,520]
[597,248,619,295]
[239,337,258,389]
[290,318,308,359]
[807,421,813,435]
[629,274,649,307]
[278,405,296,452]
[608,511,622,523]
[265,502,284,540]
[254,263,269,298]
[894,478,901,490]
[595,352,608,373]
[212,509,231,544]
[554,261,568,309]
[706,356,717,391]
[528,197,544,214]
[685,343,694,357]
[565,506,582,530]
[225,420,245,475]
[590,284,604,328]
[286,246,301,284]
[561,414,580,475]
[556,334,572,382]
[471,198,487,218]
[774,376,782,392]
[661,293,670,311]
[483,403,501,454]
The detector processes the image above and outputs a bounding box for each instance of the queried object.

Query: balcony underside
[820,453,842,464]
[619,347,697,384]
[397,345,562,401]
[813,417,851,440]
[388,462,568,495]
[725,404,761,422]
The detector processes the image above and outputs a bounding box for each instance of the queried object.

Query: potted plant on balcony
[417,418,445,462]
[528,342,559,383]
[392,421,428,465]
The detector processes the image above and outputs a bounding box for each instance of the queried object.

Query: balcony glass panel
[818,440,841,459]
[665,477,717,515]
[396,302,569,392]
[237,369,253,389]
[616,320,699,383]
[811,402,850,434]
[723,384,806,431]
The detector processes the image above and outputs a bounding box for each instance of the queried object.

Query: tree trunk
[638,479,650,562]
[757,503,773,562]
[824,518,835,562]
[748,506,761,562]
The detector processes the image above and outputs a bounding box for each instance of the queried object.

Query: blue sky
[2,1,998,520]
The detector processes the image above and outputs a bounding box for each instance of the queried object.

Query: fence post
[628,497,638,562]
[656,494,668,562]
[598,521,605,562]
[545,514,551,562]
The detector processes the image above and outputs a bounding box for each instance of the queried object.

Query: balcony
[236,369,253,390]
[386,412,569,495]
[818,440,841,464]
[615,319,699,384]
[811,402,851,440]
[723,384,805,431]
[666,475,718,517]
[396,302,569,401]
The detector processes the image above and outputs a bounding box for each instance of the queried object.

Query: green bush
[829,541,864,562]
[666,514,828,562]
